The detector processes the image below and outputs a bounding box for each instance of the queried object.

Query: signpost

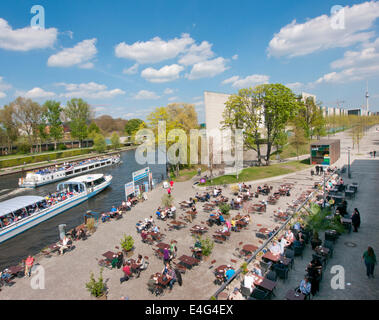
[124,181,134,200]
[130,167,151,196]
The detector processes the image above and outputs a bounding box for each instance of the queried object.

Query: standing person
[170,180,174,189]
[315,165,319,175]
[163,248,171,264]
[362,247,377,278]
[167,187,171,197]
[24,255,34,277]
[374,150,376,158]
[351,208,361,232]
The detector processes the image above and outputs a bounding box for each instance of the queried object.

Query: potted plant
[85,218,96,234]
[199,237,214,261]
[120,234,134,256]
[231,185,239,195]
[86,268,107,300]
[240,262,248,275]
[161,194,174,208]
[219,203,231,216]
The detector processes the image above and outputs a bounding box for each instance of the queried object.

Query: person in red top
[170,180,174,188]
[167,187,171,196]
[120,262,131,283]
[24,255,34,277]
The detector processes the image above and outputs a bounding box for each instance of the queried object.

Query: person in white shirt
[59,236,70,255]
[213,188,218,197]
[279,238,288,254]
[285,230,294,242]
[252,264,263,277]
[243,273,256,293]
[269,241,282,255]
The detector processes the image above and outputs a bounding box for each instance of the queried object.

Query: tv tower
[365,81,369,114]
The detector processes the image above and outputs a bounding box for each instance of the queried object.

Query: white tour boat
[0,173,112,243]
[18,155,120,188]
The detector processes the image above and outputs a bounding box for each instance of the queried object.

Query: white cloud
[141,64,184,83]
[222,74,269,88]
[56,81,125,99]
[115,33,194,64]
[164,88,174,95]
[123,63,139,75]
[315,37,379,84]
[186,57,228,80]
[47,38,97,68]
[133,90,160,100]
[193,100,204,107]
[268,1,379,58]
[0,18,57,51]
[20,87,56,99]
[0,92,6,99]
[168,96,179,101]
[286,82,304,90]
[178,41,214,66]
[232,54,238,60]
[0,76,12,91]
[124,112,136,118]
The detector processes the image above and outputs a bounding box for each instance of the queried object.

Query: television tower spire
[365,80,369,114]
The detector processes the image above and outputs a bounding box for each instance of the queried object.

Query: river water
[0,149,166,269]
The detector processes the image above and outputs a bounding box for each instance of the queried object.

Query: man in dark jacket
[351,208,361,232]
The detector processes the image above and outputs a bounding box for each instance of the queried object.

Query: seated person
[141,230,148,242]
[231,219,237,232]
[155,208,162,219]
[152,225,160,233]
[205,193,211,201]
[252,263,263,277]
[77,228,87,240]
[126,200,132,210]
[228,287,244,300]
[59,236,71,255]
[136,254,147,271]
[166,267,177,291]
[269,241,282,255]
[298,277,312,296]
[243,272,256,293]
[285,230,295,242]
[1,269,12,284]
[101,212,111,223]
[224,265,235,281]
[218,214,225,225]
[221,225,229,233]
[120,262,131,283]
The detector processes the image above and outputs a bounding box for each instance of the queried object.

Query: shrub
[120,234,134,252]
[219,203,231,215]
[86,268,106,297]
[161,194,173,208]
[57,144,67,150]
[86,218,96,233]
[240,262,248,275]
[199,237,214,257]
[17,142,32,154]
[230,184,239,194]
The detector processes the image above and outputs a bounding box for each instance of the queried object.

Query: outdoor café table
[215,265,228,275]
[345,190,355,199]
[147,232,161,240]
[103,251,116,261]
[242,244,258,254]
[151,273,170,287]
[285,289,306,300]
[7,265,24,277]
[341,217,352,232]
[178,255,199,269]
[251,274,277,293]
[156,242,170,251]
[259,228,271,236]
[191,225,208,234]
[315,246,330,257]
[127,259,140,272]
[262,252,291,267]
[215,230,231,239]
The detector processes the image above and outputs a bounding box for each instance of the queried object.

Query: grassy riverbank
[200,159,310,186]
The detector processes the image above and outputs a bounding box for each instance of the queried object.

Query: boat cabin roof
[66,174,104,184]
[0,196,45,217]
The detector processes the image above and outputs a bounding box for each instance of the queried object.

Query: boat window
[93,177,106,186]
[89,165,94,169]
[66,171,73,175]
[101,162,105,166]
[82,167,88,171]
[95,164,100,167]
[74,169,80,173]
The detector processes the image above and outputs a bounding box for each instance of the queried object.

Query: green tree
[125,118,144,137]
[260,84,299,165]
[93,133,107,153]
[289,126,308,160]
[222,88,264,165]
[0,104,19,153]
[10,97,43,153]
[64,98,93,148]
[43,100,63,150]
[88,122,100,139]
[110,132,120,149]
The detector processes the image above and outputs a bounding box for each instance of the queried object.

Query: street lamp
[347,147,351,179]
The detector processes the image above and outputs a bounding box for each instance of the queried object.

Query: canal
[0,149,166,269]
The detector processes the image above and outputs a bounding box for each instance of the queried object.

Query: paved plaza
[0,127,378,300]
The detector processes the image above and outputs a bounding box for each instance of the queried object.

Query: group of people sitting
[257,184,272,195]
[120,254,148,283]
[101,206,122,223]
[155,205,176,220]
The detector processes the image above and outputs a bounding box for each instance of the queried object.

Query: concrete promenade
[0,127,377,300]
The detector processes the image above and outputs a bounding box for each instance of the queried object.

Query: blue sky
[0,0,378,123]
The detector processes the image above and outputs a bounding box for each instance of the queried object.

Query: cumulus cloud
[178,41,214,66]
[141,64,184,83]
[232,54,238,60]
[0,92,6,99]
[123,63,139,75]
[115,33,194,64]
[268,1,379,58]
[56,81,125,99]
[186,57,228,80]
[168,96,179,101]
[19,87,56,99]
[133,90,160,100]
[286,82,304,90]
[47,38,97,68]
[221,74,269,88]
[164,88,174,95]
[315,37,379,84]
[0,18,57,51]
[0,76,12,91]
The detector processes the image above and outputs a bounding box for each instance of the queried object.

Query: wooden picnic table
[215,265,228,275]
[6,265,24,277]
[259,227,270,235]
[285,289,306,300]
[151,273,170,287]
[102,251,116,261]
[249,274,277,292]
[178,255,199,269]
[315,246,330,257]
[156,242,170,251]
[242,244,258,253]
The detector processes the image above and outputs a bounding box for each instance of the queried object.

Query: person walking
[315,165,319,175]
[362,247,377,278]
[374,150,376,158]
[351,208,361,232]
